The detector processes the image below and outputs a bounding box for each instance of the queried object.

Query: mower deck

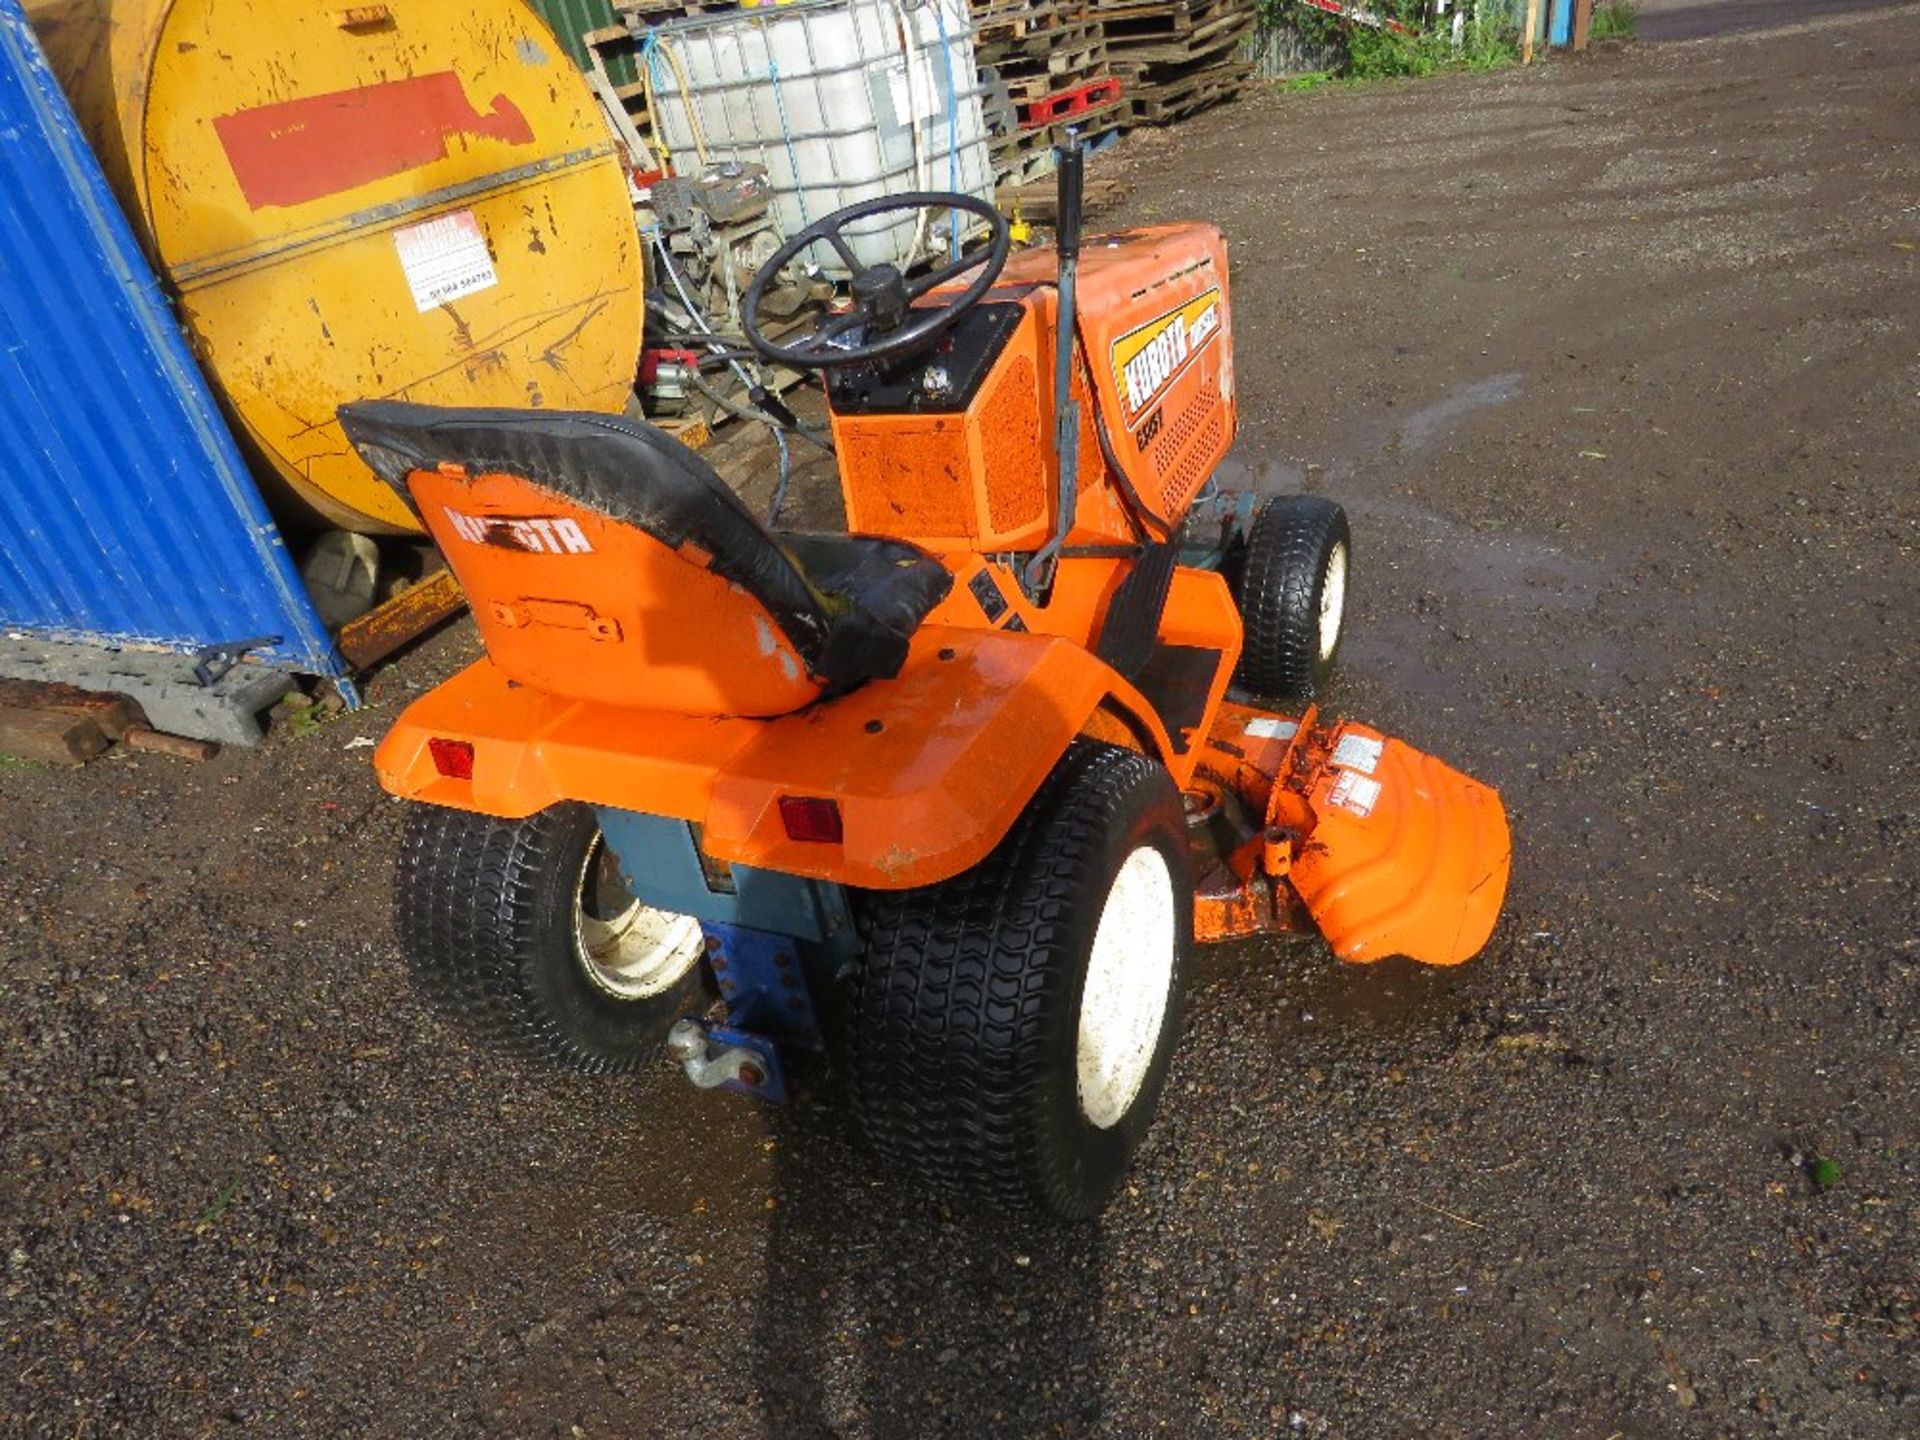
[1188,701,1510,965]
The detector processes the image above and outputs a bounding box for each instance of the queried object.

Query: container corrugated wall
[0,0,340,674]
[527,0,629,76]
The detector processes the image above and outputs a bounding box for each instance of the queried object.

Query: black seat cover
[338,401,953,690]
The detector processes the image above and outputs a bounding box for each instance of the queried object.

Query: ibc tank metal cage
[640,0,995,277]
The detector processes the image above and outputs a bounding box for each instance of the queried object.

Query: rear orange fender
[375,623,1179,890]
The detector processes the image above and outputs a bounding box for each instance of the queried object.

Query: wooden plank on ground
[998,174,1130,218]
[0,681,142,766]
[334,568,468,671]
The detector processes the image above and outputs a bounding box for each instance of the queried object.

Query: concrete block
[0,637,297,747]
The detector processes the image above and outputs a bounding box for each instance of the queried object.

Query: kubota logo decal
[443,506,594,555]
[1110,287,1222,425]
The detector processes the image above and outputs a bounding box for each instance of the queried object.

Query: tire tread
[395,803,677,1076]
[1233,495,1350,701]
[849,742,1186,1216]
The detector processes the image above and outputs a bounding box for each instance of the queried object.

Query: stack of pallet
[1093,0,1255,127]
[973,1,1123,190]
[581,0,1256,195]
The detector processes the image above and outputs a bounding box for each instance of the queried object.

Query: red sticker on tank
[213,72,536,210]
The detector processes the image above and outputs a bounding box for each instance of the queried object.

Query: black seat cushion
[338,402,952,689]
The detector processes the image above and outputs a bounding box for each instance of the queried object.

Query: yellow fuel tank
[29,0,643,534]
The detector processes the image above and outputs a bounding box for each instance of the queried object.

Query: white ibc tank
[644,0,994,276]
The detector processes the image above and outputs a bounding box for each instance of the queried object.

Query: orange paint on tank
[213,73,536,210]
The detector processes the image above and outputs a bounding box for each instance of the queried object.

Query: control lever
[1024,136,1087,593]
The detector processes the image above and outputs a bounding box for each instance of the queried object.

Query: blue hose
[931,0,963,261]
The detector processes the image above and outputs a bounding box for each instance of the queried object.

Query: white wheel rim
[1076,844,1178,1129]
[573,838,706,1001]
[1317,541,1348,663]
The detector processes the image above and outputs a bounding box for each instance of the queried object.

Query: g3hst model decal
[443,506,594,555]
[1110,286,1223,427]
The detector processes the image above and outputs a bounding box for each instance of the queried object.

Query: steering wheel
[742,192,1011,369]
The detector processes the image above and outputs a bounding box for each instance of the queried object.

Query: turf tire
[396,801,708,1075]
[848,741,1192,1219]
[1231,495,1351,701]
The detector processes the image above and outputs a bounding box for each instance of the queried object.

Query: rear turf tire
[396,801,709,1075]
[1232,495,1351,702]
[848,741,1193,1219]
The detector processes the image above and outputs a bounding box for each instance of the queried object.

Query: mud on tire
[395,801,709,1075]
[848,741,1193,1219]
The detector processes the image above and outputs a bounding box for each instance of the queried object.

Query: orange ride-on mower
[338,147,1510,1218]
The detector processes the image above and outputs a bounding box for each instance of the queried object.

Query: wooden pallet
[990,22,1108,96]
[584,23,658,168]
[1017,75,1123,127]
[972,0,1069,49]
[1018,92,1128,153]
[997,172,1130,218]
[993,139,1059,189]
[1110,24,1253,82]
[1124,57,1250,124]
[1090,0,1246,40]
[1103,8,1255,67]
[1108,23,1253,78]
[615,0,745,20]
[991,14,1100,61]
[992,114,1043,152]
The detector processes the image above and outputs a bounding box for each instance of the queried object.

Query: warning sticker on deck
[1331,732,1384,775]
[1244,717,1299,741]
[1327,769,1382,819]
[394,210,497,313]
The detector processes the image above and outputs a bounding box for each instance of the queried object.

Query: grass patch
[1590,0,1638,41]
[1276,70,1338,93]
[1345,21,1517,80]
[1260,2,1519,86]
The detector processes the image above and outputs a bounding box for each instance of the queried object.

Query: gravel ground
[3,7,1915,1437]
[1636,0,1899,41]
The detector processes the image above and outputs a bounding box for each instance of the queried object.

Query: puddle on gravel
[1211,451,1310,498]
[1218,370,1526,495]
[1223,371,1658,699]
[549,1080,779,1233]
[1218,371,1526,498]
[1392,371,1527,457]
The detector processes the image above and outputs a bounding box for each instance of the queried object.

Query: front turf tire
[1232,494,1351,702]
[848,741,1193,1219]
[396,801,709,1075]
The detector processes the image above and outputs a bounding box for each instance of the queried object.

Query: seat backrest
[338,402,830,717]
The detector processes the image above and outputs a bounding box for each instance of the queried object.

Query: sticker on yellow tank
[1109,286,1222,427]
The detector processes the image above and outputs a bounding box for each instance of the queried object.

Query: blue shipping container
[0,0,342,677]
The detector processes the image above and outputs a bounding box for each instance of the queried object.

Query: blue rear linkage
[594,809,857,1104]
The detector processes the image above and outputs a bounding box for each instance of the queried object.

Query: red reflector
[427,738,475,780]
[778,795,843,844]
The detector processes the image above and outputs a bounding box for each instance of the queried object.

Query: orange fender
[374,623,1177,890]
